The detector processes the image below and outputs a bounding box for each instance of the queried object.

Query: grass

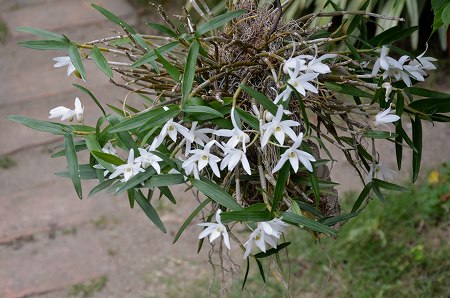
[0,19,8,44]
[0,156,17,169]
[168,163,450,297]
[70,276,108,297]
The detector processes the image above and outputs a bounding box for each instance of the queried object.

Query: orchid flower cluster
[11,0,449,287]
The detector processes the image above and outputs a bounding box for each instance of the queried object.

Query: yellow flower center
[168,125,175,131]
[275,126,282,132]
[289,151,296,158]
[202,155,208,160]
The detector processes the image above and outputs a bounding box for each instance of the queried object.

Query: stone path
[0,1,209,297]
[0,1,449,297]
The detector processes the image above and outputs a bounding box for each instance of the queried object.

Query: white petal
[289,152,299,173]
[272,154,288,173]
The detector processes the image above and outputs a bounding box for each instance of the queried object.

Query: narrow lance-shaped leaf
[16,27,67,42]
[73,84,106,117]
[196,10,246,36]
[351,182,372,213]
[271,163,290,213]
[69,44,86,81]
[240,84,278,116]
[91,4,135,33]
[64,133,82,199]
[7,115,69,135]
[191,178,242,211]
[18,40,70,50]
[155,49,181,81]
[412,115,422,182]
[91,46,113,78]
[181,40,199,107]
[173,198,211,243]
[134,190,167,233]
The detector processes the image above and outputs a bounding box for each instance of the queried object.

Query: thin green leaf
[91,150,125,166]
[55,164,97,180]
[255,259,266,283]
[191,178,242,211]
[173,198,211,243]
[351,182,372,212]
[91,4,135,33]
[235,108,259,130]
[182,105,223,118]
[182,40,199,107]
[221,210,272,222]
[372,179,409,192]
[242,258,250,290]
[147,23,178,38]
[369,26,419,47]
[320,212,360,226]
[371,183,387,204]
[281,212,337,236]
[196,10,245,36]
[412,116,422,182]
[159,186,176,204]
[89,179,115,197]
[7,115,69,135]
[363,130,398,139]
[64,134,82,199]
[116,167,156,195]
[135,190,167,233]
[155,49,181,81]
[145,174,185,188]
[109,105,178,133]
[16,27,67,41]
[138,107,180,132]
[69,45,86,81]
[272,163,290,213]
[254,242,291,258]
[132,41,179,68]
[408,97,450,114]
[91,46,113,78]
[73,84,106,117]
[325,82,372,98]
[18,40,70,50]
[240,84,277,116]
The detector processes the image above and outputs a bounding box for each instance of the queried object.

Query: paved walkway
[0,1,209,297]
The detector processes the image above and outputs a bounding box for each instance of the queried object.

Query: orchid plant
[8,0,450,292]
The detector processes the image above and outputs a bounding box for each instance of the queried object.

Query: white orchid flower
[109,149,145,182]
[215,108,250,151]
[371,46,403,75]
[185,122,213,156]
[287,72,319,97]
[259,218,289,239]
[220,142,251,175]
[374,105,400,128]
[198,209,231,249]
[409,44,437,71]
[182,140,221,178]
[93,142,117,176]
[367,162,397,182]
[135,148,163,174]
[243,224,278,259]
[272,132,316,173]
[261,105,299,148]
[156,119,192,146]
[49,97,84,123]
[53,56,76,76]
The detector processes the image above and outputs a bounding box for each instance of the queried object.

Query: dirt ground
[0,1,448,297]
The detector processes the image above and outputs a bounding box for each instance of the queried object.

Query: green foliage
[70,275,107,297]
